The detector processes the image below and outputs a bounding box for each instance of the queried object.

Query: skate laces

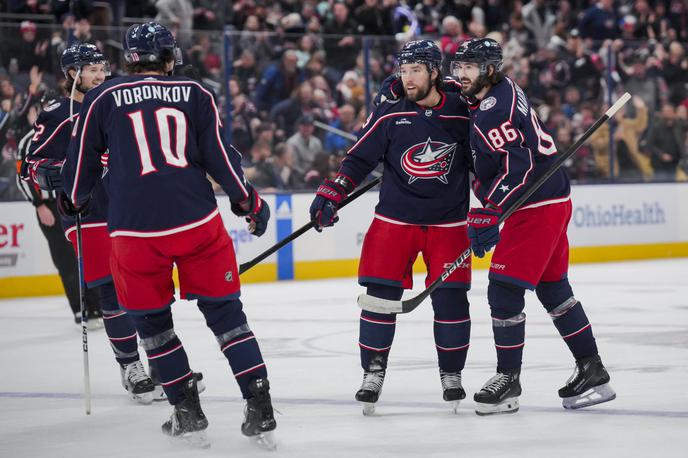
[361,370,385,392]
[482,372,511,394]
[125,360,150,385]
[440,371,462,391]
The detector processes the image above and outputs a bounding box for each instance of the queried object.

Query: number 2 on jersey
[128,107,188,175]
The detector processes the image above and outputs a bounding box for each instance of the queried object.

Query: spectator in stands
[270,81,317,137]
[243,141,276,190]
[238,14,274,68]
[269,142,302,190]
[521,0,556,50]
[439,16,468,73]
[322,1,359,78]
[661,41,688,106]
[354,0,391,36]
[287,114,324,176]
[589,96,652,181]
[324,103,357,154]
[648,103,687,181]
[578,0,619,41]
[563,29,602,101]
[7,21,49,73]
[193,0,221,30]
[254,49,304,113]
[155,0,193,48]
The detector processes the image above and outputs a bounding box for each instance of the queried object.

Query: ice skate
[162,377,209,448]
[242,378,277,451]
[559,355,616,409]
[440,370,465,414]
[355,370,385,416]
[150,365,205,402]
[474,369,521,416]
[120,360,155,405]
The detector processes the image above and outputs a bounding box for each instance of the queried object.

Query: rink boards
[1,182,687,297]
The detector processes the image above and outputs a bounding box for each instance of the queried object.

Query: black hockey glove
[467,206,502,258]
[57,191,90,218]
[31,158,64,192]
[373,74,403,107]
[309,175,354,232]
[231,188,270,237]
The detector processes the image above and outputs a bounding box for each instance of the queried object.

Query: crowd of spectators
[1,0,688,201]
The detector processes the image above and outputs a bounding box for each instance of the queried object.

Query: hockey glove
[373,74,402,107]
[57,192,90,218]
[309,176,353,232]
[467,206,502,258]
[231,188,270,237]
[31,158,64,192]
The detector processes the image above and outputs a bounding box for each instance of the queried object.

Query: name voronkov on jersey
[572,202,666,227]
[112,85,192,107]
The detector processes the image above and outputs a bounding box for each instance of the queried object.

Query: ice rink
[1,258,686,457]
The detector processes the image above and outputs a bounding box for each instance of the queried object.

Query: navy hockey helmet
[60,43,109,78]
[122,22,182,65]
[451,38,503,76]
[396,39,442,72]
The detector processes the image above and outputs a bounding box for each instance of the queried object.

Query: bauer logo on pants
[225,271,233,282]
[400,137,457,184]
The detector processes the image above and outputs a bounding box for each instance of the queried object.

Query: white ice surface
[1,259,687,458]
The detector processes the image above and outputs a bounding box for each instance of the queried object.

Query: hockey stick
[75,214,92,414]
[358,92,632,314]
[239,176,382,274]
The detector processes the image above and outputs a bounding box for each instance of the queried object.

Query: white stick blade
[605,92,631,118]
[357,294,403,314]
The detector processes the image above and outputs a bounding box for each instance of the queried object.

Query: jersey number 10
[128,107,188,175]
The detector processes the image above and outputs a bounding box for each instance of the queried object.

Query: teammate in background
[60,23,276,448]
[310,40,473,415]
[22,44,159,404]
[16,93,102,323]
[452,38,615,414]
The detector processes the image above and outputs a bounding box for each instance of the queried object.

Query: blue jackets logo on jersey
[400,137,457,184]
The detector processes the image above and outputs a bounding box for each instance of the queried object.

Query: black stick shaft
[239,176,382,275]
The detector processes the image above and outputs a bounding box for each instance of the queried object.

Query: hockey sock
[359,284,401,371]
[100,282,139,366]
[488,280,526,372]
[537,280,598,359]
[130,309,192,405]
[431,288,470,373]
[198,299,267,399]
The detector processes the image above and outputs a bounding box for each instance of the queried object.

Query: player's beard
[405,76,433,103]
[461,74,489,98]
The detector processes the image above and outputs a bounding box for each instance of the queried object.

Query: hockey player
[310,40,473,415]
[452,38,616,414]
[60,23,276,448]
[22,43,159,405]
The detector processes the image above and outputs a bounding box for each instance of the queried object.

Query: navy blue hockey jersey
[469,77,570,210]
[25,97,109,230]
[62,74,251,236]
[340,92,471,225]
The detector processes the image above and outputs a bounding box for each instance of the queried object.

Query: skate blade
[168,430,211,449]
[152,386,167,402]
[475,397,520,416]
[250,431,277,451]
[361,402,376,416]
[131,391,154,405]
[448,400,461,414]
[563,383,616,410]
